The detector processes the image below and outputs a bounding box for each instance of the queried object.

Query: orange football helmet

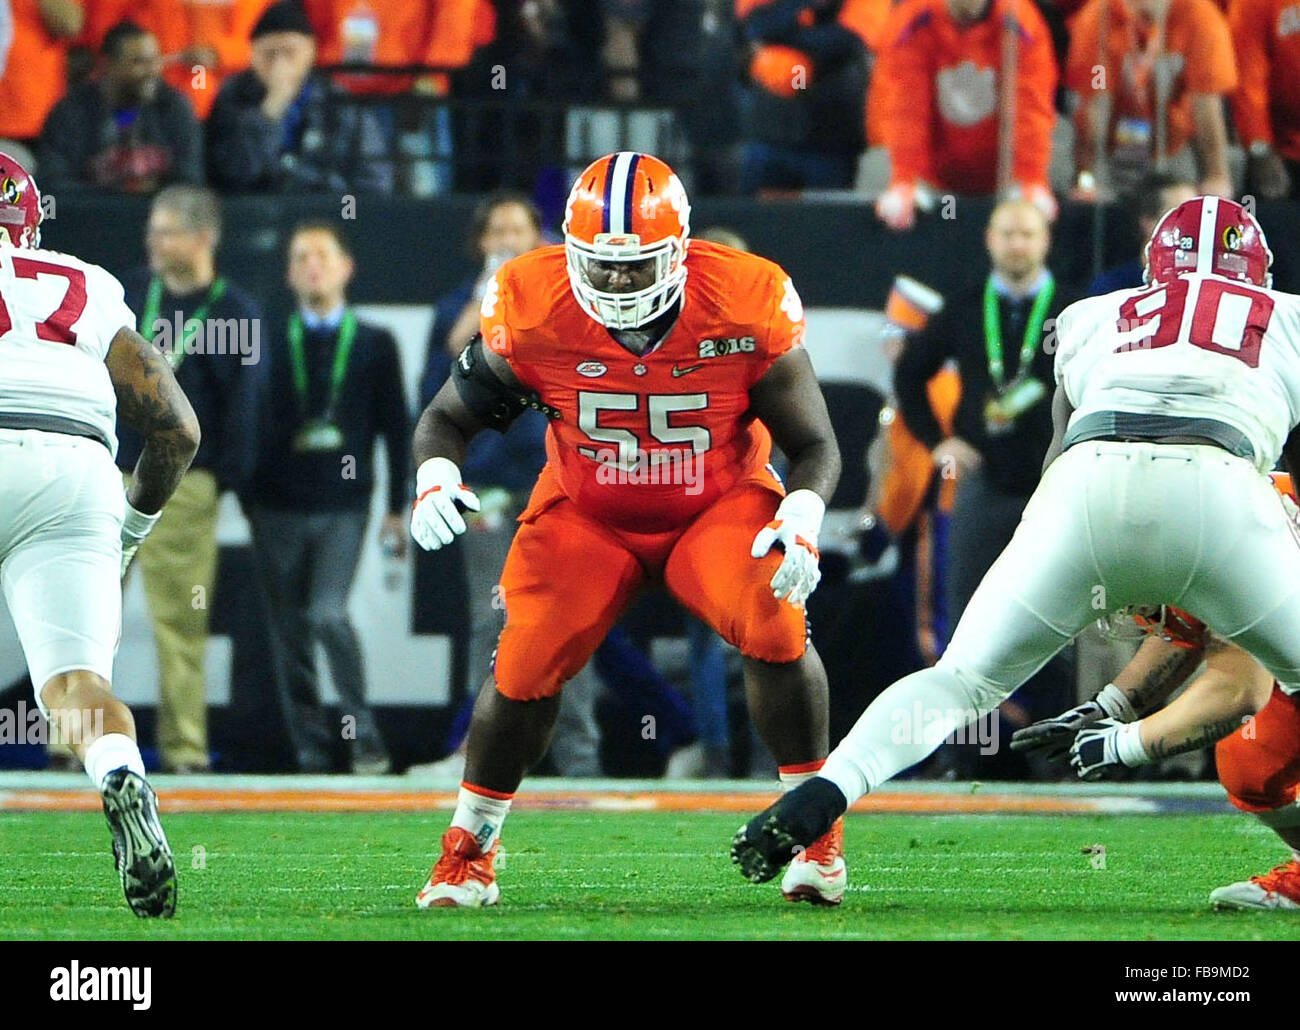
[563,151,691,329]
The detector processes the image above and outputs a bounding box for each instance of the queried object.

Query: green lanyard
[141,276,227,370]
[983,274,1055,390]
[287,309,358,422]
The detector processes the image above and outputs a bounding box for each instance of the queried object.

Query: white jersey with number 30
[0,247,135,457]
[1054,272,1300,472]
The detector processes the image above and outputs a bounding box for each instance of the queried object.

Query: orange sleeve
[1183,0,1237,94]
[479,266,515,362]
[878,416,935,535]
[875,2,937,185]
[1228,0,1272,143]
[423,0,480,68]
[1011,0,1058,186]
[754,266,805,385]
[1064,0,1106,93]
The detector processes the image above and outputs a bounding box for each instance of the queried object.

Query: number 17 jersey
[1054,272,1300,472]
[480,239,806,532]
[0,248,136,457]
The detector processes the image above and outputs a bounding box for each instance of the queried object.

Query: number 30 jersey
[481,239,805,532]
[0,248,135,456]
[1054,272,1300,472]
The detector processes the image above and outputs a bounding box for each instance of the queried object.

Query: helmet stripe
[623,152,640,235]
[606,151,635,235]
[1197,195,1219,276]
[601,155,616,234]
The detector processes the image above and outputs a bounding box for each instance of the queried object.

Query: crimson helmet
[1144,196,1272,288]
[563,152,690,329]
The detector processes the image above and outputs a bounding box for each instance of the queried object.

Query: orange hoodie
[870,0,1057,193]
[1067,0,1236,162]
[304,0,489,94]
[1230,0,1300,161]
[0,0,82,140]
[79,0,277,118]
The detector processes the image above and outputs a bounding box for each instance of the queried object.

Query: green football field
[1,807,1296,940]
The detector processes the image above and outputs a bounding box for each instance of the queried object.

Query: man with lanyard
[244,219,410,774]
[116,184,263,774]
[892,198,1075,775]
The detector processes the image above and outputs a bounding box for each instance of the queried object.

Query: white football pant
[822,440,1300,804]
[0,429,123,716]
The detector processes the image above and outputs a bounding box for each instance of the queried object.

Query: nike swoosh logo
[671,363,704,377]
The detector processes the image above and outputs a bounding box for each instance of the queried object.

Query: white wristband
[122,500,160,542]
[1115,721,1151,767]
[1096,682,1139,723]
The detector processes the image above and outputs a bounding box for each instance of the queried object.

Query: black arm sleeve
[451,334,560,433]
[894,321,951,452]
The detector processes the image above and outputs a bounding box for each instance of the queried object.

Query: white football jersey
[1054,272,1300,472]
[0,247,134,457]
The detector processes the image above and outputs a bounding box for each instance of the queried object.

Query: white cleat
[779,817,847,906]
[1210,861,1300,911]
[415,827,500,909]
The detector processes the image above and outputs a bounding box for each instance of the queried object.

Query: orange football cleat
[780,817,847,906]
[415,828,500,909]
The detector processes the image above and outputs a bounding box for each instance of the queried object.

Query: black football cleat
[101,769,177,918]
[731,777,849,884]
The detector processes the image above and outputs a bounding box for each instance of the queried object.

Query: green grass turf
[0,809,1295,940]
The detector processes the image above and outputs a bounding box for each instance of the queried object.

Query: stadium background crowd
[0,0,1296,781]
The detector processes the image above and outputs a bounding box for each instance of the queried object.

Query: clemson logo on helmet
[0,177,21,205]
[1223,225,1243,252]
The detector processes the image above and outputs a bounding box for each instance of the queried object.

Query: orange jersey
[868,0,1058,192]
[1229,0,1300,161]
[481,240,804,534]
[1067,0,1237,160]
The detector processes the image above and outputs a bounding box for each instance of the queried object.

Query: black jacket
[246,313,411,513]
[38,81,202,192]
[115,272,265,494]
[206,70,392,194]
[895,276,1073,496]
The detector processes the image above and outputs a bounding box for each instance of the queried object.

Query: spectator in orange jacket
[1230,0,1300,200]
[1067,0,1236,199]
[0,0,84,143]
[871,0,1059,231]
[303,0,487,95]
[78,0,276,119]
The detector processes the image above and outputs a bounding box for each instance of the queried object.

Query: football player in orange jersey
[408,152,845,907]
[1010,472,1300,911]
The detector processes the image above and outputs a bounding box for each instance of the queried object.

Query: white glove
[121,500,160,578]
[1009,682,1138,759]
[1070,718,1150,781]
[410,457,481,551]
[750,489,825,609]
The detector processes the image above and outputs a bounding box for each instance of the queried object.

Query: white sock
[821,665,1004,806]
[778,761,825,793]
[450,785,512,852]
[83,733,146,790]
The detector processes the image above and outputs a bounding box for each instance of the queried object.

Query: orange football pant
[492,482,808,700]
[1216,685,1300,813]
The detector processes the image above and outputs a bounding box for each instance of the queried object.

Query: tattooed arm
[105,326,201,514]
[1112,634,1206,715]
[1137,640,1275,760]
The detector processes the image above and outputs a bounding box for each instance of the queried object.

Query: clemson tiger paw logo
[1,177,21,204]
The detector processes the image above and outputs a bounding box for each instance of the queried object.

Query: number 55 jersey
[1054,270,1300,472]
[480,238,805,533]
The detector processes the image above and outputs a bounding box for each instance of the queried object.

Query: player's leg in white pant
[0,431,175,916]
[731,442,1239,881]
